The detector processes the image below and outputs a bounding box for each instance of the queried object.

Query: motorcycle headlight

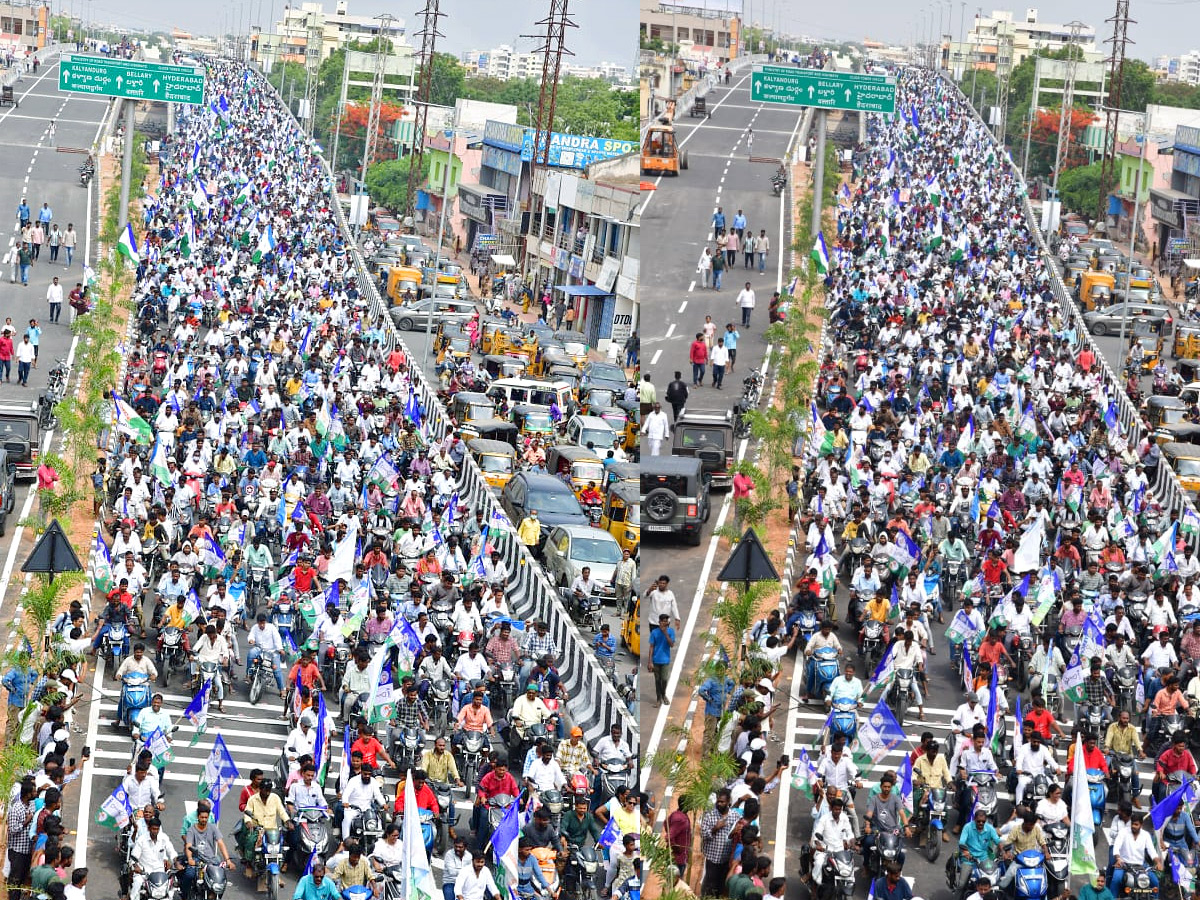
[1137,874,1150,889]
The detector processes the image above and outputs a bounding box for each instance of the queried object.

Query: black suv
[670,410,734,490]
[641,456,710,546]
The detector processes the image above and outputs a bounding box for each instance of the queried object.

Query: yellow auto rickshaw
[1148,395,1191,443]
[621,594,640,655]
[1133,334,1164,373]
[1175,325,1200,360]
[547,445,606,499]
[480,319,511,356]
[605,460,639,490]
[436,335,473,367]
[1165,442,1200,493]
[482,354,529,380]
[451,392,498,429]
[468,438,517,490]
[600,482,640,555]
[553,332,590,368]
[387,265,423,305]
[512,403,558,441]
[533,347,573,378]
[591,407,630,444]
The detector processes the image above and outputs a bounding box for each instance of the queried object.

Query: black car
[500,472,589,554]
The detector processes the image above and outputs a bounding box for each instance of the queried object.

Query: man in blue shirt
[732,209,747,238]
[292,860,340,900]
[699,675,733,752]
[872,863,913,900]
[956,807,1000,889]
[713,207,726,233]
[722,324,740,373]
[649,614,675,706]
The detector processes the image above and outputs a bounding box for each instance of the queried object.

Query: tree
[424,52,466,108]
[1152,82,1200,110]
[365,155,430,213]
[1115,59,1156,113]
[1023,106,1095,181]
[1058,161,1103,217]
[338,101,408,166]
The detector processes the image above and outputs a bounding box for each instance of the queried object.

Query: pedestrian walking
[712,206,726,235]
[697,246,712,288]
[25,319,40,366]
[736,282,756,327]
[742,230,755,268]
[648,614,675,705]
[0,330,13,382]
[15,334,35,385]
[666,797,693,878]
[37,202,51,229]
[702,314,717,350]
[46,276,63,323]
[732,209,747,239]
[755,229,770,274]
[62,223,76,267]
[16,198,29,228]
[3,245,17,283]
[47,224,61,262]
[623,330,638,368]
[711,341,729,389]
[18,245,31,285]
[28,221,43,260]
[724,324,740,373]
[69,282,87,323]
[725,230,738,267]
[712,246,725,291]
[746,127,754,157]
[689,333,708,386]
[665,371,688,422]
[47,119,55,146]
[640,402,670,456]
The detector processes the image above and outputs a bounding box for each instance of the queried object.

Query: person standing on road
[62,223,76,267]
[690,333,708,387]
[711,340,729,389]
[725,230,739,267]
[742,230,755,269]
[712,244,725,291]
[15,334,35,385]
[16,198,29,229]
[17,244,30,286]
[737,282,756,327]
[732,209,747,239]
[746,127,754,157]
[755,229,770,274]
[46,276,63,323]
[25,319,40,368]
[665,371,688,422]
[3,245,16,283]
[29,220,43,261]
[697,247,712,288]
[0,329,13,382]
[723,324,740,373]
[640,402,670,456]
[646,575,681,630]
[648,614,675,706]
[713,207,726,235]
[47,224,60,263]
[69,282,87,323]
[37,203,51,230]
[699,789,740,897]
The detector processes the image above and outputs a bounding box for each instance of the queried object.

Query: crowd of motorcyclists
[60,56,642,900]
[712,63,1200,900]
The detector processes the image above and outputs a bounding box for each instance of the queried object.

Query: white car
[564,414,618,452]
[542,524,622,597]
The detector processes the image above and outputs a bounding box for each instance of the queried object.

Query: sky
[784,0,1191,62]
[83,0,638,69]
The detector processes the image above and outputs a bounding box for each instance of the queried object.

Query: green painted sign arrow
[750,67,897,114]
[59,54,205,105]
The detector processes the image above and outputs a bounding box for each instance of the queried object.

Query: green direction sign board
[751,67,897,114]
[58,55,205,105]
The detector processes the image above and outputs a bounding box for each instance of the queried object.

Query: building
[524,155,641,354]
[252,0,408,68]
[1178,51,1200,87]
[941,8,1098,75]
[640,0,741,68]
[460,45,541,81]
[0,2,48,54]
[1110,134,1174,254]
[1157,125,1200,260]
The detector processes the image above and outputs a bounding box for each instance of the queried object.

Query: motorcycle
[376,864,403,900]
[1108,752,1137,809]
[193,659,225,703]
[563,844,601,900]
[348,803,385,856]
[817,849,856,900]
[596,756,630,805]
[289,808,334,872]
[104,622,130,676]
[864,829,902,878]
[270,600,297,647]
[478,792,515,854]
[194,862,228,900]
[809,646,841,703]
[389,725,423,773]
[829,699,859,744]
[859,619,885,669]
[1114,666,1139,718]
[458,730,487,791]
[967,772,999,823]
[910,787,947,861]
[887,668,916,726]
[428,678,453,736]
[1011,848,1049,900]
[247,651,277,706]
[431,780,457,853]
[1120,864,1158,900]
[1043,822,1069,898]
[949,856,1000,900]
[252,828,284,899]
[119,670,152,730]
[158,626,187,688]
[541,788,566,830]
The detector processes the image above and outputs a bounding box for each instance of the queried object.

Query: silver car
[1082,303,1170,337]
[541,523,622,596]
[389,297,477,331]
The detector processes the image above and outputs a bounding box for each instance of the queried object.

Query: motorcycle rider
[1014,733,1063,805]
[453,690,493,754]
[1103,709,1144,808]
[340,764,386,841]
[129,816,178,900]
[861,771,910,871]
[285,761,329,852]
[246,613,285,698]
[1109,813,1162,895]
[181,799,234,899]
[912,740,952,844]
[191,623,230,712]
[1146,673,1189,751]
[241,778,291,878]
[1029,633,1066,701]
[811,796,856,888]
[952,725,998,834]
[1153,732,1197,803]
[800,619,843,703]
[996,810,1048,894]
[954,806,1000,889]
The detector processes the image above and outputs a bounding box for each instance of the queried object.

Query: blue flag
[597,814,620,849]
[1152,778,1197,830]
[491,793,523,868]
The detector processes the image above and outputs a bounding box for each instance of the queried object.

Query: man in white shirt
[524,744,567,793]
[951,693,987,737]
[802,620,843,702]
[1014,734,1063,805]
[129,816,176,900]
[645,576,680,629]
[246,613,285,695]
[735,282,756,326]
[123,763,163,812]
[455,853,498,900]
[1143,628,1179,672]
[1111,814,1162,895]
[340,767,386,839]
[952,727,998,827]
[811,797,856,884]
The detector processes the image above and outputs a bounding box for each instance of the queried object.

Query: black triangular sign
[716,528,780,586]
[22,519,84,575]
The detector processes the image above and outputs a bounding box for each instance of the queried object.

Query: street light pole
[1116,112,1151,377]
[424,110,457,371]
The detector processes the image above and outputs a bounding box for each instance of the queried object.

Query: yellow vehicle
[436,335,473,367]
[1164,442,1200,492]
[604,460,639,490]
[621,594,640,655]
[553,332,590,368]
[1148,395,1191,443]
[533,347,574,378]
[482,354,528,380]
[590,407,630,444]
[450,392,497,429]
[387,265,423,304]
[512,403,557,440]
[480,320,511,356]
[1078,269,1115,311]
[546,445,606,499]
[600,482,640,555]
[468,438,517,490]
[1174,325,1200,360]
[1134,335,1164,373]
[642,123,687,176]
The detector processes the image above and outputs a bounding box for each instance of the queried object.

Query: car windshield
[478,455,512,474]
[1174,458,1200,477]
[0,420,31,440]
[589,364,625,383]
[581,428,614,448]
[570,536,622,564]
[522,412,553,429]
[530,487,583,515]
[563,341,587,355]
[680,427,728,450]
[573,462,605,482]
[588,389,616,406]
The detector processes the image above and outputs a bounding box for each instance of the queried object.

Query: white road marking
[678,300,688,313]
[665,322,676,338]
[651,348,663,365]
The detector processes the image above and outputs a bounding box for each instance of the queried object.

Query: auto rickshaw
[620,405,641,455]
[1133,334,1164,373]
[1175,325,1200,360]
[554,332,590,368]
[497,329,537,361]
[1164,442,1200,493]
[1148,395,1191,443]
[468,438,517,490]
[512,403,558,441]
[534,346,574,378]
[547,445,606,499]
[590,406,630,444]
[621,594,640,654]
[451,391,498,429]
[464,417,519,444]
[581,387,618,415]
[482,354,528,380]
[600,482,640,555]
[436,336,473,368]
[604,460,639,489]
[546,364,582,396]
[480,319,512,356]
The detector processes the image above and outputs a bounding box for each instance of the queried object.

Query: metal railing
[254,66,639,751]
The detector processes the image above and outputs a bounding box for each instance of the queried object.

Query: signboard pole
[118,101,134,230]
[811,110,826,239]
[166,101,175,136]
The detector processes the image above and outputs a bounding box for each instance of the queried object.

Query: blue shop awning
[554,284,611,296]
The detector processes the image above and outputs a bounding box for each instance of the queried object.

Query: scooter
[1043,822,1069,899]
[290,808,334,872]
[431,780,457,853]
[1086,768,1108,826]
[348,803,385,856]
[457,730,487,791]
[1011,848,1049,900]
[887,668,916,726]
[809,646,841,703]
[118,670,152,730]
[158,626,188,688]
[104,622,130,676]
[967,772,999,823]
[911,787,946,862]
[828,699,859,744]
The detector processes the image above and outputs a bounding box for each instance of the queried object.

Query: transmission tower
[1050,22,1086,197]
[1098,0,1135,220]
[405,0,445,222]
[522,0,577,281]
[360,14,395,186]
[302,12,323,136]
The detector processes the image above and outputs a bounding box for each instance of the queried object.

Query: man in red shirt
[689,333,708,387]
[351,722,394,771]
[287,648,327,694]
[976,628,1014,673]
[394,769,439,816]
[473,758,518,837]
[239,770,265,812]
[1022,696,1066,742]
[1066,730,1110,777]
[293,557,318,594]
[980,548,1007,585]
[1155,733,1198,801]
